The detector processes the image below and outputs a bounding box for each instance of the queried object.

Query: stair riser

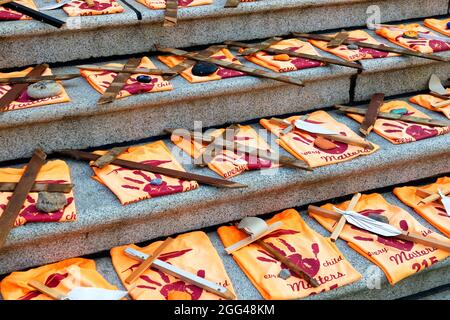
[0,76,352,162]
[0,0,448,69]
[0,150,447,275]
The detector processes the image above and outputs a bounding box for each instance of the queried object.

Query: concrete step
[0,97,448,275]
[1,21,449,162]
[3,188,449,300]
[1,0,448,69]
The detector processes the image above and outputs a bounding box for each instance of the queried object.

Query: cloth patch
[91,141,198,205]
[80,57,172,99]
[410,90,450,120]
[217,209,361,300]
[0,258,119,300]
[394,177,450,238]
[171,125,276,179]
[136,0,212,9]
[0,160,76,227]
[0,67,71,112]
[110,231,236,300]
[242,38,325,72]
[158,48,245,83]
[375,23,450,53]
[347,100,450,144]
[424,18,450,37]
[309,30,399,61]
[309,193,450,285]
[58,0,124,16]
[0,0,36,20]
[260,110,379,168]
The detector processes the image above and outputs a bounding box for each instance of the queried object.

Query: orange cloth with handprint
[410,91,450,120]
[309,30,399,61]
[394,177,450,238]
[80,57,172,100]
[0,67,70,112]
[0,160,76,227]
[242,38,325,72]
[217,209,361,300]
[0,258,119,300]
[158,48,245,83]
[136,0,211,9]
[171,125,276,179]
[375,24,450,53]
[309,193,450,285]
[260,110,379,168]
[0,0,36,20]
[424,18,450,37]
[91,141,198,205]
[110,231,236,300]
[58,0,124,16]
[347,100,450,144]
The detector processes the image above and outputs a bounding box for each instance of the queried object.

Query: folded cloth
[136,0,212,9]
[308,30,399,61]
[217,209,361,299]
[110,231,236,300]
[58,0,124,16]
[158,48,245,83]
[171,125,276,179]
[0,258,119,300]
[410,90,450,120]
[0,160,76,227]
[0,0,36,20]
[241,38,324,72]
[91,141,198,205]
[0,67,71,112]
[424,18,450,37]
[260,110,379,168]
[80,57,172,99]
[375,23,450,53]
[346,100,450,144]
[309,193,450,285]
[394,177,450,238]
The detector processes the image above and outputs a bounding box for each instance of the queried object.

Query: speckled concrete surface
[0,97,448,275]
[0,0,448,68]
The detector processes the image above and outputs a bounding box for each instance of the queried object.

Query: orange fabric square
[0,0,36,20]
[410,90,450,120]
[308,30,398,61]
[80,57,172,99]
[424,18,450,37]
[110,231,236,300]
[0,160,76,227]
[347,100,450,144]
[158,48,245,83]
[217,209,361,300]
[171,125,276,179]
[91,141,198,205]
[375,24,450,53]
[309,193,450,285]
[242,38,325,72]
[394,177,450,238]
[136,0,212,9]
[260,110,379,168]
[59,0,124,16]
[0,258,119,300]
[0,67,71,112]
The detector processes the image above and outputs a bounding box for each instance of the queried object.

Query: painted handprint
[19,272,69,300]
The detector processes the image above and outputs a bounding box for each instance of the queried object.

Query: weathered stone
[36,192,67,213]
[27,81,63,99]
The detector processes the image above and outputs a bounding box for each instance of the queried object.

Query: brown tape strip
[163,0,178,27]
[327,31,349,48]
[0,149,47,249]
[239,37,281,56]
[359,93,384,136]
[92,146,128,168]
[0,74,80,84]
[0,182,73,193]
[97,58,141,105]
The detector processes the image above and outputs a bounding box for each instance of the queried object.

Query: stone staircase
[0,0,449,300]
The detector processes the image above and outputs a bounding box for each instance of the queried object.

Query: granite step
[2,187,449,300]
[0,96,448,275]
[0,0,448,69]
[1,20,449,162]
